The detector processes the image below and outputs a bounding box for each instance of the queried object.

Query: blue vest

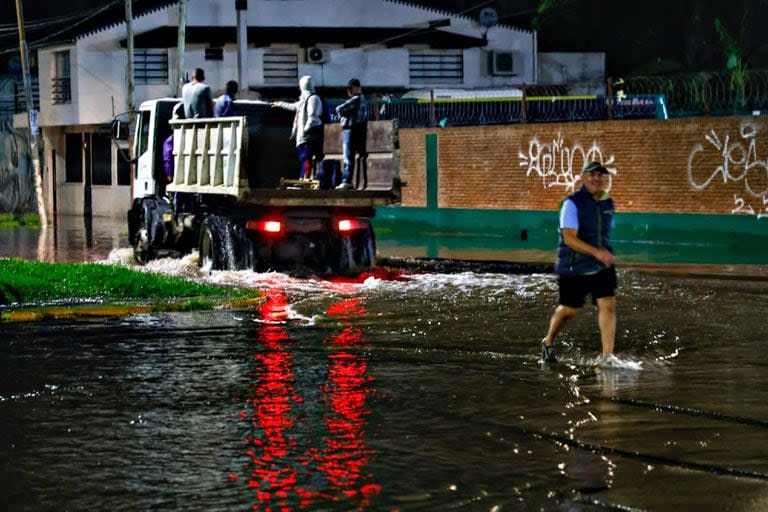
[555,186,615,275]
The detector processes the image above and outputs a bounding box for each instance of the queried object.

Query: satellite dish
[478,7,498,28]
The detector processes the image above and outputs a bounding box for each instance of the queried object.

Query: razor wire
[623,70,768,117]
[326,70,768,128]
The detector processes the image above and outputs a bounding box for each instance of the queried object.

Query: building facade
[22,0,537,217]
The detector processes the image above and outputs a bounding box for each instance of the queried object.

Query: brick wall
[399,116,768,218]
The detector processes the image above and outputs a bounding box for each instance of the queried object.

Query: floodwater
[0,215,127,263]
[2,247,768,510]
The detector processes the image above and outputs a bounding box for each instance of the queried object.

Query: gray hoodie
[272,75,323,146]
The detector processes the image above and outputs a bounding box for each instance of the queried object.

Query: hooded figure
[271,75,325,179]
[272,75,323,146]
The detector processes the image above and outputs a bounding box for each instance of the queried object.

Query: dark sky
[2,0,766,76]
[0,1,538,25]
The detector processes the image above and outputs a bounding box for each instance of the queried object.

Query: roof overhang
[121,26,485,49]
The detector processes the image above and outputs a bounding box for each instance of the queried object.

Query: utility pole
[176,0,186,96]
[236,0,247,91]
[126,0,135,126]
[15,0,48,227]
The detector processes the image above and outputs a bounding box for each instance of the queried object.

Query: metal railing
[13,77,40,113]
[51,76,71,105]
[326,89,664,128]
[324,71,768,128]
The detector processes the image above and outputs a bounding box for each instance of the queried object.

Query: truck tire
[132,212,152,265]
[198,215,252,271]
[334,225,376,275]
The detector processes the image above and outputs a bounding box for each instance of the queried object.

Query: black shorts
[558,266,617,308]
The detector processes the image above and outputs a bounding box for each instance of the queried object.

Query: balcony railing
[51,76,71,105]
[12,77,39,113]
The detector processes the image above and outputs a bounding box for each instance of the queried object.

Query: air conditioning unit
[489,51,517,76]
[306,46,329,64]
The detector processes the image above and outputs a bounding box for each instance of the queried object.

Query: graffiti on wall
[687,121,768,219]
[0,129,35,213]
[518,132,616,193]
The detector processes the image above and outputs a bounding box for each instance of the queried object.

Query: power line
[0,0,122,56]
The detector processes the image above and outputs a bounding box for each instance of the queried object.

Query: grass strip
[0,258,233,305]
[0,213,42,228]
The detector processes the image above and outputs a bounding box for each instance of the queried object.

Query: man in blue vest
[541,161,616,363]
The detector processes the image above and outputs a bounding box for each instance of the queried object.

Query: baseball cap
[582,161,608,174]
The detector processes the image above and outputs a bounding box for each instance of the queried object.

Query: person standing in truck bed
[181,68,213,119]
[334,78,368,190]
[271,75,325,180]
[214,80,238,117]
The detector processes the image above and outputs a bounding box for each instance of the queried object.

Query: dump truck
[120,99,399,274]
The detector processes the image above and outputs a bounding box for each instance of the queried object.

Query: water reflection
[0,215,126,262]
[237,288,378,510]
[318,296,379,507]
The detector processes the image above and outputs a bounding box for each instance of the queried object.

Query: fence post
[606,76,614,119]
[429,89,436,127]
[372,94,380,121]
[701,72,710,116]
[520,83,527,123]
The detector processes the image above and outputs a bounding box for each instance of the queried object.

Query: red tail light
[246,219,283,234]
[336,218,366,232]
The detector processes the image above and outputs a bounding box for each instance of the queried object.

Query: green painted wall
[374,206,768,264]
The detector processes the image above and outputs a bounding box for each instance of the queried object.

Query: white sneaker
[336,182,353,190]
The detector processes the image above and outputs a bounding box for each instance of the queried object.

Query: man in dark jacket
[334,78,368,189]
[541,161,616,363]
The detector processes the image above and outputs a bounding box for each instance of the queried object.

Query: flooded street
[0,216,127,263]
[2,259,768,510]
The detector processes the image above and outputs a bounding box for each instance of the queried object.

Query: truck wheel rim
[134,226,150,264]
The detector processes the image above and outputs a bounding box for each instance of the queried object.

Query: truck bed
[167,102,400,207]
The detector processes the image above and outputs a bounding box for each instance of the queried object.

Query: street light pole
[15,0,48,227]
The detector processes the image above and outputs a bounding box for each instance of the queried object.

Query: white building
[22,0,537,217]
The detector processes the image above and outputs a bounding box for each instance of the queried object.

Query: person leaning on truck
[271,75,325,180]
[334,78,368,190]
[541,161,617,364]
[181,68,214,119]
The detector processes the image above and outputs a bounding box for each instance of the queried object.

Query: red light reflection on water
[243,290,303,510]
[237,289,380,511]
[317,297,380,507]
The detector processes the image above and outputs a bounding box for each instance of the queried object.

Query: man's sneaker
[336,182,353,190]
[541,342,557,363]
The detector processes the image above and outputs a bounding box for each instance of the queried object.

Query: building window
[117,146,131,186]
[91,133,112,186]
[263,52,298,83]
[135,49,168,84]
[136,111,150,168]
[205,48,224,61]
[65,133,83,183]
[409,51,463,84]
[52,50,72,104]
[65,133,113,185]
